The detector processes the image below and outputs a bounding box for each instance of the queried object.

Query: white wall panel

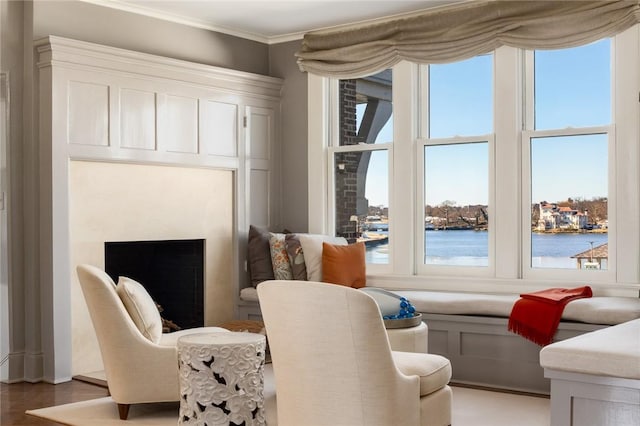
[165,95,198,153]
[120,88,156,150]
[202,100,237,157]
[249,109,270,160]
[250,169,269,227]
[68,81,109,146]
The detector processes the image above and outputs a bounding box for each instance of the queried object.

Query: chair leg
[117,403,130,420]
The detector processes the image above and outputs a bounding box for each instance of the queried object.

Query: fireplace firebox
[105,239,205,330]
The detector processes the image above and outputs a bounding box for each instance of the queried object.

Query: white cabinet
[36,36,282,381]
[246,106,277,228]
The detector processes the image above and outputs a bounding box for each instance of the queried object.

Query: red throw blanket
[508,286,593,346]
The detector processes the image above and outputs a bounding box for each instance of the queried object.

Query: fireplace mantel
[35,36,282,382]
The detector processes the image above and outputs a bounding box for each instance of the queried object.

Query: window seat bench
[392,290,640,394]
[238,286,640,394]
[540,319,640,425]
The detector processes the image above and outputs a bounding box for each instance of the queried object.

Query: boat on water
[363,222,389,232]
[357,232,388,247]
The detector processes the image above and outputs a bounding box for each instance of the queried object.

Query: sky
[359,39,610,208]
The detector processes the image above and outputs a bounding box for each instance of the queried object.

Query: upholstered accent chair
[76,264,229,420]
[257,280,453,426]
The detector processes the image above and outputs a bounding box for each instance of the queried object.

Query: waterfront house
[538,203,588,231]
[538,203,559,230]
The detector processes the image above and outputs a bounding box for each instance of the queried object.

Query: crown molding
[79,0,277,44]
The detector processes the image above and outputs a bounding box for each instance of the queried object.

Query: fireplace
[104,239,205,330]
[68,161,233,376]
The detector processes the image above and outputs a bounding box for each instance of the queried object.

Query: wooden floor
[1,379,109,425]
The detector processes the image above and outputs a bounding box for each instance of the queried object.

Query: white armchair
[76,264,229,420]
[257,280,452,426]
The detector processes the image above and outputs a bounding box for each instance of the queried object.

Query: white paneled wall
[247,106,275,228]
[202,100,237,157]
[36,36,282,381]
[68,81,109,146]
[120,88,156,150]
[164,94,198,153]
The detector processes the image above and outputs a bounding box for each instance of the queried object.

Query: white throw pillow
[297,234,347,282]
[116,276,163,343]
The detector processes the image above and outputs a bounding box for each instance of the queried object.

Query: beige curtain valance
[296,0,640,78]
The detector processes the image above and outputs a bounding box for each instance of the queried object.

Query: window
[310,25,638,291]
[421,55,493,269]
[533,40,611,130]
[525,40,611,272]
[333,70,392,265]
[429,55,493,138]
[424,142,490,267]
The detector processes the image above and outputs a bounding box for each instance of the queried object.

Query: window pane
[339,69,392,146]
[530,134,608,269]
[534,39,611,130]
[334,150,389,264]
[424,142,489,266]
[429,55,493,138]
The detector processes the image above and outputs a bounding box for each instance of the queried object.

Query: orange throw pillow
[321,242,366,288]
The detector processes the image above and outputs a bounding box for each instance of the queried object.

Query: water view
[348,41,612,272]
[365,230,608,268]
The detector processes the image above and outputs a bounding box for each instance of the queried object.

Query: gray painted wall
[33,0,270,75]
[0,0,27,382]
[269,40,309,232]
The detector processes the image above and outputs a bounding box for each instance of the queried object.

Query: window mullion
[308,74,330,234]
[390,61,417,275]
[494,46,522,279]
[612,25,639,283]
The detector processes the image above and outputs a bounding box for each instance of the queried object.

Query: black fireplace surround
[105,239,205,330]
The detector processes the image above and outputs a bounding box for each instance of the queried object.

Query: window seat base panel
[422,313,604,394]
[544,370,640,426]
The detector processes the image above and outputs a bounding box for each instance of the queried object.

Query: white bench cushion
[241,287,640,326]
[393,291,518,318]
[241,286,260,302]
[562,297,640,325]
[393,290,640,326]
[540,318,640,379]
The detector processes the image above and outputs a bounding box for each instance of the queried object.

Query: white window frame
[417,136,496,278]
[521,126,615,283]
[519,31,637,284]
[307,25,640,296]
[325,72,398,275]
[416,57,496,278]
[327,143,393,274]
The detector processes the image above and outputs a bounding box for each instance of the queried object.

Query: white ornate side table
[177,331,266,425]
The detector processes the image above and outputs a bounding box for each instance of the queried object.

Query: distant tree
[531,203,540,225]
[588,197,608,223]
[440,200,457,225]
